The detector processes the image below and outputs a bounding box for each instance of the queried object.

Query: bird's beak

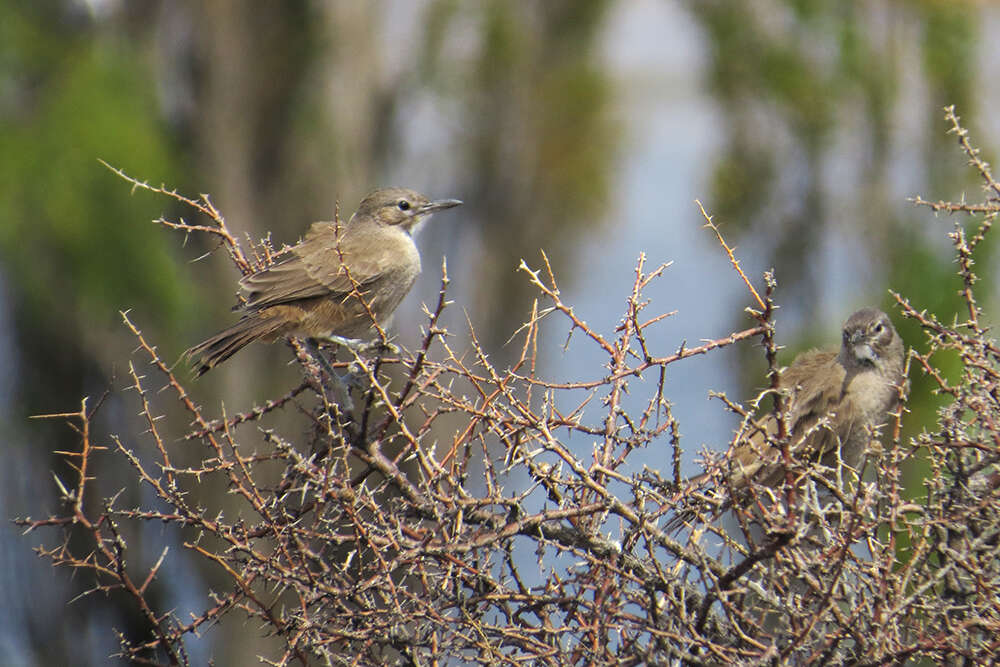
[849,332,877,364]
[419,198,463,215]
[854,344,877,364]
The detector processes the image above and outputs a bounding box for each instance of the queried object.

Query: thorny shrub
[18,107,1000,665]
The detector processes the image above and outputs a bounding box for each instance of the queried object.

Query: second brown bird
[677,307,905,523]
[724,308,905,487]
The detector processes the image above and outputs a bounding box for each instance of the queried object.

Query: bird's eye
[397,200,411,211]
[873,322,884,334]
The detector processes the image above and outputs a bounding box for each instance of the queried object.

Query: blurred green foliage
[0,4,189,380]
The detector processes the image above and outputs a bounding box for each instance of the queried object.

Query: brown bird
[674,308,905,524]
[187,188,462,376]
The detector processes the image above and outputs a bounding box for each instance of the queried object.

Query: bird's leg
[304,339,356,413]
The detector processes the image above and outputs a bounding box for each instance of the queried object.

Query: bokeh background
[2,1,996,664]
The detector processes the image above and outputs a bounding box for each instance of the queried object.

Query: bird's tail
[186,315,285,377]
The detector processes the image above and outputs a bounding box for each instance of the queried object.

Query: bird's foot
[313,335,399,358]
[314,334,366,353]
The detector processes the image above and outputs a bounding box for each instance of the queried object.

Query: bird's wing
[781,350,848,459]
[729,351,846,486]
[240,222,382,310]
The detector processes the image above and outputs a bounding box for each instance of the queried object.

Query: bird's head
[355,187,462,233]
[839,307,902,370]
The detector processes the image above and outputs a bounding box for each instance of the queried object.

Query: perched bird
[674,308,905,523]
[187,188,462,376]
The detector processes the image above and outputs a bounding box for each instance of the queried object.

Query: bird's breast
[844,368,899,428]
